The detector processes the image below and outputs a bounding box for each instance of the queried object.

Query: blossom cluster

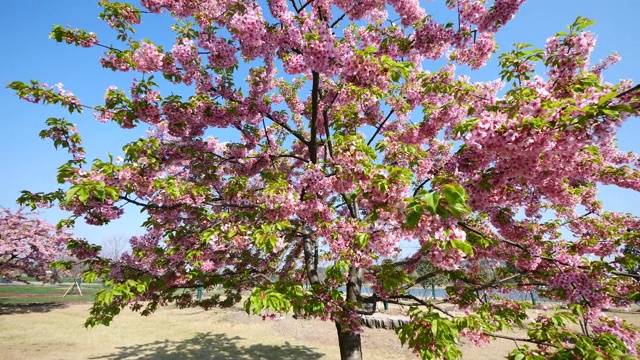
[591,317,639,355]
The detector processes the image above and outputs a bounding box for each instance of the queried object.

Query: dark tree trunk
[302,229,364,360]
[335,266,364,360]
[336,320,363,360]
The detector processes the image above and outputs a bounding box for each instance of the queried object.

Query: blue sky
[1,1,639,247]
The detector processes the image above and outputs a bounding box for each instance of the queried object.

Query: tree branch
[610,271,640,279]
[457,221,640,281]
[404,271,439,290]
[412,178,431,197]
[346,266,362,302]
[302,228,320,285]
[289,0,300,12]
[388,293,456,319]
[264,113,309,145]
[367,109,394,146]
[390,256,422,268]
[322,91,340,159]
[309,71,320,163]
[330,13,347,28]
[96,43,122,53]
[471,274,521,293]
[298,0,313,12]
[616,83,640,99]
[119,196,184,209]
[483,332,558,348]
[557,211,593,228]
[270,153,310,163]
[204,200,258,209]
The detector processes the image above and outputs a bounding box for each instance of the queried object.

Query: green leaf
[77,187,90,204]
[420,192,440,215]
[571,304,584,316]
[50,25,64,42]
[574,16,596,32]
[94,188,105,201]
[406,205,424,229]
[65,186,81,203]
[440,184,471,220]
[355,233,370,247]
[467,107,476,116]
[363,45,376,55]
[391,71,400,82]
[451,239,474,256]
[597,91,617,105]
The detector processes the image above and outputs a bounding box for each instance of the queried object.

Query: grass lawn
[2,301,638,360]
[0,302,417,360]
[0,284,102,303]
[1,288,639,360]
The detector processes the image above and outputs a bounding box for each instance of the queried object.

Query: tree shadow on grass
[90,332,325,360]
[0,302,68,315]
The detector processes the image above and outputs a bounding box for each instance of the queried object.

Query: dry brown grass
[0,302,413,360]
[0,302,638,359]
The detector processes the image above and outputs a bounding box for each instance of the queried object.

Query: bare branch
[390,256,422,268]
[472,274,521,293]
[330,13,347,28]
[611,271,640,279]
[616,83,640,98]
[483,332,558,348]
[298,0,313,12]
[403,271,439,290]
[557,211,593,228]
[289,0,300,12]
[264,113,309,145]
[271,153,310,163]
[412,179,431,197]
[119,196,184,209]
[96,43,122,52]
[322,91,340,159]
[252,273,275,284]
[367,109,394,146]
[309,71,320,163]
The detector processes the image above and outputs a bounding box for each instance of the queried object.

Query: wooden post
[62,276,83,297]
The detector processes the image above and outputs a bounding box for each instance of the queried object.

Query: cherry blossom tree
[0,207,70,281]
[8,0,640,359]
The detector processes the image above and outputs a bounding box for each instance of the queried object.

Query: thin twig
[264,113,309,145]
[367,109,394,146]
[298,0,313,12]
[557,211,593,228]
[484,332,558,348]
[330,13,347,28]
[119,196,184,209]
